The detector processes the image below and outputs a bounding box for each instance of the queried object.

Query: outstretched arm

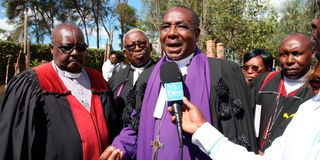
[168,97,268,160]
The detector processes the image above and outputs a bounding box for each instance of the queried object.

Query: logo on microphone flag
[164,82,184,101]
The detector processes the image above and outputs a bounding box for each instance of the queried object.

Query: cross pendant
[150,135,164,160]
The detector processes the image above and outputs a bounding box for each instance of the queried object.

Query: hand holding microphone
[168,97,206,135]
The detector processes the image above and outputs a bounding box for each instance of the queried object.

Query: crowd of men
[0,5,319,160]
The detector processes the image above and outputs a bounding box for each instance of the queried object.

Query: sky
[0,0,143,51]
[0,0,285,51]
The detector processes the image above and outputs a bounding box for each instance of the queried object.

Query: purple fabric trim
[136,48,212,159]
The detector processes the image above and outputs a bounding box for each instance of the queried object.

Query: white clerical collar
[131,60,152,72]
[283,72,308,94]
[283,73,308,84]
[167,53,194,67]
[52,61,82,79]
[166,53,194,76]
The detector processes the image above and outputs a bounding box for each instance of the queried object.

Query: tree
[115,2,138,49]
[59,0,92,46]
[2,0,59,43]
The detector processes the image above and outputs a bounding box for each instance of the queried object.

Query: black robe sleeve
[208,58,258,153]
[0,69,44,160]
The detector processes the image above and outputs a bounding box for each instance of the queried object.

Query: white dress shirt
[102,60,115,81]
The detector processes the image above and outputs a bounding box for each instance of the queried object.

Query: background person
[242,48,273,83]
[108,28,155,131]
[252,33,315,152]
[102,53,119,81]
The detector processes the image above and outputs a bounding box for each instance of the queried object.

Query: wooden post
[206,40,215,57]
[24,8,30,69]
[5,55,13,88]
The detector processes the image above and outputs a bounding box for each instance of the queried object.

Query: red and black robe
[0,62,120,160]
[252,71,314,152]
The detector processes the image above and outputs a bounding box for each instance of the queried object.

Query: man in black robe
[252,33,315,152]
[0,23,119,160]
[108,28,155,128]
[101,6,257,160]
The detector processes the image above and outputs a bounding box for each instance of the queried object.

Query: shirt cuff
[192,122,224,155]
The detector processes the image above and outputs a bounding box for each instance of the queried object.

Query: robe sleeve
[219,59,258,152]
[0,69,42,160]
[191,122,280,160]
[111,109,138,160]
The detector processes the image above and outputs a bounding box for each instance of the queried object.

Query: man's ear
[312,46,317,59]
[149,43,153,52]
[49,43,54,55]
[195,28,200,42]
[123,49,128,57]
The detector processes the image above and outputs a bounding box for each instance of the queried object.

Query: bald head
[280,33,315,50]
[51,23,84,43]
[163,5,200,30]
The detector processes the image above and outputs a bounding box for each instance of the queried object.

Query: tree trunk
[5,55,12,88]
[15,50,22,76]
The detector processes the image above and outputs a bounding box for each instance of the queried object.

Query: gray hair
[123,28,149,45]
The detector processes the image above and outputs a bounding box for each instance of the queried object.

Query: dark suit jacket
[108,60,155,128]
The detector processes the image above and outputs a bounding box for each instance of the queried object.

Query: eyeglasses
[242,64,264,73]
[124,41,147,52]
[51,41,87,54]
[309,79,320,89]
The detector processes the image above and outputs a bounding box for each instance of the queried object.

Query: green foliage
[0,40,22,84]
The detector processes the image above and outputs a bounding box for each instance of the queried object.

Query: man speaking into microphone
[102,5,257,160]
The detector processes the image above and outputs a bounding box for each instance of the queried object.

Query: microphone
[160,61,184,148]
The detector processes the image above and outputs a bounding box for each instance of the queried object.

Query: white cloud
[0,18,14,31]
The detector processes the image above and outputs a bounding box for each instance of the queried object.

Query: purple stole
[137,49,212,159]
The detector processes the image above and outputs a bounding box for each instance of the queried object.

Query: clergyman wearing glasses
[0,23,120,160]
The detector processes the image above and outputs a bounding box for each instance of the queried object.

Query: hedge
[0,40,121,84]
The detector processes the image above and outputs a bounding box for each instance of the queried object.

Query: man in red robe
[0,23,119,160]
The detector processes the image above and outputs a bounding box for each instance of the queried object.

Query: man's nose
[168,26,178,38]
[286,54,295,65]
[247,67,255,74]
[70,47,80,55]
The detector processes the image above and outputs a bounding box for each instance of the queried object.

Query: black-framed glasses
[51,41,87,54]
[242,64,264,73]
[309,79,320,89]
[124,41,147,52]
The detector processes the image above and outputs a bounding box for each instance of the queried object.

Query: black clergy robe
[0,63,119,160]
[252,71,314,152]
[108,61,155,129]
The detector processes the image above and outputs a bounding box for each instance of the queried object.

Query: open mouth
[166,42,183,53]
